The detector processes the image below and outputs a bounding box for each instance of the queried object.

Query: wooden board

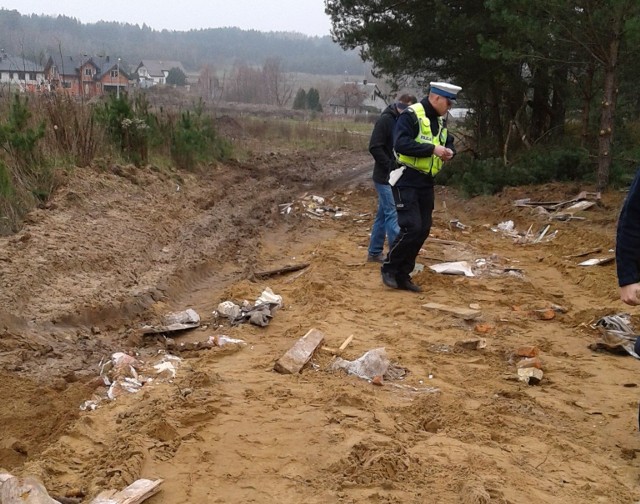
[274,328,325,374]
[422,302,481,320]
[89,479,163,504]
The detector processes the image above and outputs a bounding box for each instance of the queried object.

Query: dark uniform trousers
[382,185,435,282]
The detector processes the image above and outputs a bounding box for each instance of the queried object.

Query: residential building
[327,80,388,115]
[0,52,46,92]
[135,60,187,88]
[44,54,129,98]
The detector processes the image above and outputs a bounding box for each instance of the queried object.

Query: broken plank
[422,302,481,321]
[274,328,325,374]
[564,247,602,259]
[338,334,354,351]
[254,263,310,279]
[89,478,164,504]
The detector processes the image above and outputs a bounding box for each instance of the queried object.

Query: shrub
[43,93,99,167]
[0,93,45,170]
[94,93,150,166]
[169,102,231,170]
[438,146,591,197]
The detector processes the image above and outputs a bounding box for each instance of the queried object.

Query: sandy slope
[0,140,639,503]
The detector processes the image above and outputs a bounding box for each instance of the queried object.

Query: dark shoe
[381,271,399,289]
[367,253,385,263]
[398,279,422,292]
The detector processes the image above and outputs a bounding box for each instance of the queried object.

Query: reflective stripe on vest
[396,103,448,176]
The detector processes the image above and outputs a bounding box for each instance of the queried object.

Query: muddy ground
[1,125,639,504]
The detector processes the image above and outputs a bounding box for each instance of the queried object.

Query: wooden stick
[254,263,310,279]
[339,334,354,351]
[565,247,602,259]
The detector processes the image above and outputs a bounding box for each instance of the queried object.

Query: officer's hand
[434,145,450,160]
[620,283,640,305]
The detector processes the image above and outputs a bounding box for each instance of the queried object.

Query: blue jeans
[368,182,399,256]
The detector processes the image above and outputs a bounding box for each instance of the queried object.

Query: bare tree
[335,82,366,114]
[198,64,220,100]
[262,58,292,107]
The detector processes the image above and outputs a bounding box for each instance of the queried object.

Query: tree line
[326,0,640,191]
[0,8,365,75]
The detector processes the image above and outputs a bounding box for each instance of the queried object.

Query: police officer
[381,82,461,292]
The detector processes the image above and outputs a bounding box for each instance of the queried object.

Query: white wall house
[0,53,46,91]
[135,60,187,88]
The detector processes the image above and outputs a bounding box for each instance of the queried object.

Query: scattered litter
[141,308,200,334]
[578,257,615,266]
[455,338,487,350]
[514,191,600,213]
[429,260,475,277]
[165,334,247,352]
[589,313,640,358]
[497,220,514,232]
[84,352,183,410]
[491,220,557,244]
[330,347,408,386]
[331,347,390,380]
[281,193,349,219]
[211,335,247,347]
[216,300,242,321]
[215,287,283,327]
[518,367,543,385]
[449,219,469,230]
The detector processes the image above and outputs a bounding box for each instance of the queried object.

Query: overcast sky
[0,0,333,37]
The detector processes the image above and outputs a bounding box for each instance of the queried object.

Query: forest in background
[0,8,367,75]
[327,0,640,192]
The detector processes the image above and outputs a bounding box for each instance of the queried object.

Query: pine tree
[292,88,307,110]
[306,88,322,112]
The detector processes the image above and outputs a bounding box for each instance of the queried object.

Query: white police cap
[429,82,462,101]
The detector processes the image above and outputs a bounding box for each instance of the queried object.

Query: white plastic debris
[429,261,475,277]
[331,348,390,380]
[497,220,514,232]
[255,287,283,308]
[141,308,201,333]
[209,335,247,347]
[154,361,177,379]
[216,300,242,319]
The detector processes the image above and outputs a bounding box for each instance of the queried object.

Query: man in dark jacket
[367,94,417,262]
[381,82,461,292]
[617,169,640,305]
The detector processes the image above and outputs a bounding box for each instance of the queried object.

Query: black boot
[398,278,422,292]
[381,271,398,289]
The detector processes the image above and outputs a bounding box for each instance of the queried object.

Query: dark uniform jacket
[369,104,403,185]
[393,97,456,189]
[616,169,640,287]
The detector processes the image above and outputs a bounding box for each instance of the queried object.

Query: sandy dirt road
[0,134,639,503]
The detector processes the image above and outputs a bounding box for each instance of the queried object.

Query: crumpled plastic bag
[331,348,390,380]
[590,313,640,358]
[223,288,283,327]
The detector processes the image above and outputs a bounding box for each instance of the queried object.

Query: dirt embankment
[1,140,639,504]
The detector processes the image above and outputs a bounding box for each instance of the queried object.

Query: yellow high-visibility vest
[396,102,448,176]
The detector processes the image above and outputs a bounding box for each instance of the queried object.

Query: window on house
[18,72,25,80]
[9,72,14,79]
[110,69,118,78]
[29,73,36,81]
[84,68,92,76]
[62,81,71,89]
